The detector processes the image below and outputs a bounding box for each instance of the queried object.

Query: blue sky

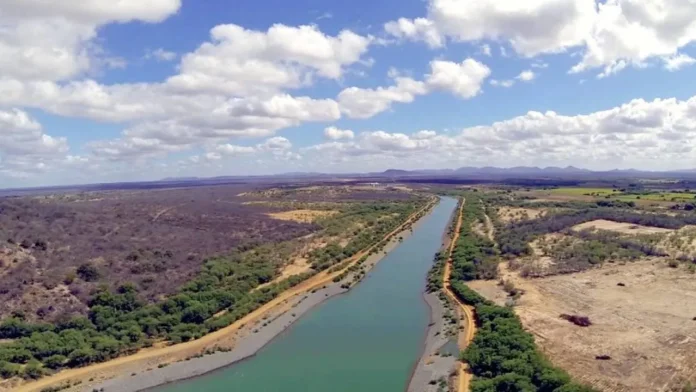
[2,0,696,187]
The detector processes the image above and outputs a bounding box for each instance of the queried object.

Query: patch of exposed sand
[267,209,338,223]
[475,260,696,392]
[497,207,546,223]
[572,219,674,235]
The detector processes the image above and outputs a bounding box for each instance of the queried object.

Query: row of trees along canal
[0,198,429,382]
[428,192,597,392]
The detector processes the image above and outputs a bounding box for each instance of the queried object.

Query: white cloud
[570,0,696,76]
[413,130,437,139]
[338,58,489,118]
[385,0,696,77]
[516,70,536,82]
[385,0,595,57]
[384,18,443,48]
[0,109,73,177]
[324,126,355,140]
[337,77,428,119]
[480,44,492,56]
[215,144,257,155]
[490,79,515,88]
[426,59,491,98]
[147,48,177,61]
[302,95,696,171]
[0,0,181,82]
[167,23,372,96]
[663,53,696,72]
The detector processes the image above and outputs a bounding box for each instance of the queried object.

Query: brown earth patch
[267,209,338,223]
[572,219,674,235]
[479,260,696,392]
[497,207,546,223]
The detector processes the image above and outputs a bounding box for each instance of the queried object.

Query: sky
[2,0,696,187]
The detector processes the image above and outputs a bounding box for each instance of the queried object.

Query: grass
[548,187,620,196]
[547,188,696,202]
[613,192,696,202]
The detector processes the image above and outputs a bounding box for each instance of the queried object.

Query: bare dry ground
[497,207,546,223]
[572,219,674,235]
[266,209,338,223]
[476,260,696,392]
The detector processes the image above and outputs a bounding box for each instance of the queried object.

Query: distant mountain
[157,166,696,184]
[161,176,200,181]
[453,166,591,175]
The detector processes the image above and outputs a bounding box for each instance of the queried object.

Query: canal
[157,196,457,392]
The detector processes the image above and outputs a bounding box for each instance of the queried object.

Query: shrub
[44,354,68,369]
[560,314,592,327]
[77,263,100,282]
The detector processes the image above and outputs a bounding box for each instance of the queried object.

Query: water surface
[158,197,457,392]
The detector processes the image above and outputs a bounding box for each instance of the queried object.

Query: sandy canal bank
[406,291,458,392]
[9,198,437,392]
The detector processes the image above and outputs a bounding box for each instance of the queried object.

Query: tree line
[450,195,499,281]
[497,208,696,257]
[449,281,596,392]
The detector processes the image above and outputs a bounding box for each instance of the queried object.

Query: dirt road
[16,198,437,392]
[442,199,476,392]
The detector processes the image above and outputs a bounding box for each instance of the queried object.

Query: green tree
[43,354,67,369]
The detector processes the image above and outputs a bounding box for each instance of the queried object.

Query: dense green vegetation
[450,282,595,392]
[450,195,499,281]
[0,198,428,381]
[308,201,421,270]
[426,251,447,293]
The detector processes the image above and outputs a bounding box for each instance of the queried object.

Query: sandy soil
[659,226,696,258]
[474,260,696,392]
[572,219,674,235]
[13,198,437,392]
[266,209,338,223]
[497,207,546,223]
[440,200,477,392]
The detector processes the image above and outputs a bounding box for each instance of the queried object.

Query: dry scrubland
[459,185,696,392]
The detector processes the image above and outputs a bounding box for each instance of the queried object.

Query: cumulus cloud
[490,79,515,88]
[303,95,696,171]
[338,58,489,118]
[385,0,594,56]
[663,53,696,72]
[337,77,428,119]
[384,18,443,48]
[147,48,177,62]
[0,109,73,177]
[324,126,355,140]
[413,130,437,139]
[516,70,536,82]
[167,23,372,96]
[0,0,181,82]
[425,59,491,98]
[385,0,696,77]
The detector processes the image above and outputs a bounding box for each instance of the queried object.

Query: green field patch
[548,187,620,196]
[613,192,696,202]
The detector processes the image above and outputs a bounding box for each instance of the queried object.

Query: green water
[159,197,457,392]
